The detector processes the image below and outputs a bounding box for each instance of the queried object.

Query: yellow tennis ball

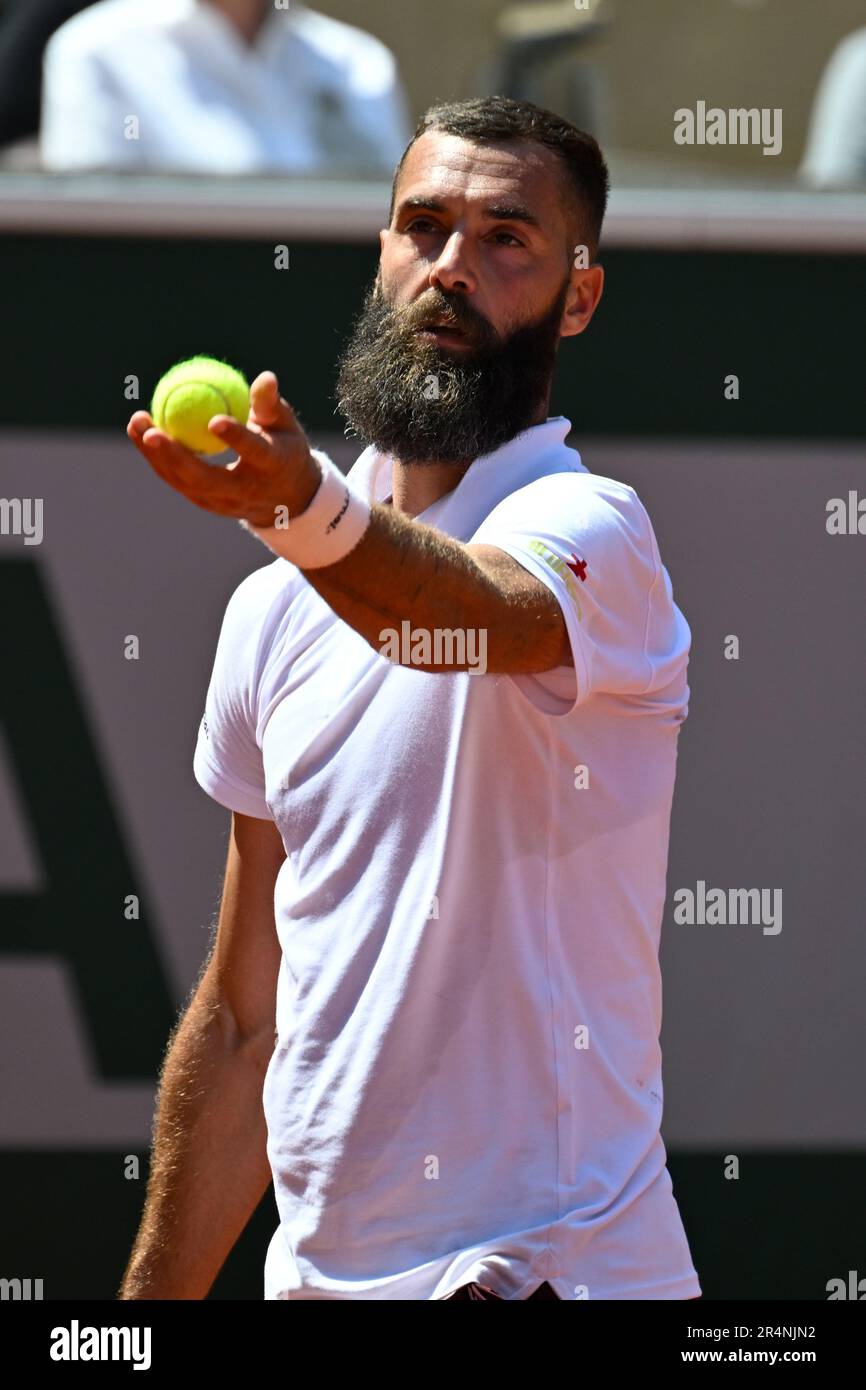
[150,356,250,455]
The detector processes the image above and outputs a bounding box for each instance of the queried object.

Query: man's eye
[402,221,523,246]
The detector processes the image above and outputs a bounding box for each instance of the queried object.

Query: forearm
[301,504,563,672]
[119,989,274,1300]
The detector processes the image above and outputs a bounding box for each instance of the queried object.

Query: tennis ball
[150,356,250,455]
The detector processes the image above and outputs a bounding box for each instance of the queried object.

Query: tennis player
[122,96,701,1301]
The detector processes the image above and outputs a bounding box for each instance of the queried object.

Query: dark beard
[334,274,569,465]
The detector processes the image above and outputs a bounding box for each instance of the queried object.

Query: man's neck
[203,0,270,46]
[387,460,472,518]
[387,400,551,519]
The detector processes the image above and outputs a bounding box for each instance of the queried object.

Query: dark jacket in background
[0,0,95,146]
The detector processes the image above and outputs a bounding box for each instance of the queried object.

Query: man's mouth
[414,320,471,348]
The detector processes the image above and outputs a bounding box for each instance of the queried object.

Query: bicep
[200,812,285,1051]
[465,542,573,673]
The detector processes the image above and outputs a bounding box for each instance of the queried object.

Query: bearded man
[123,95,700,1303]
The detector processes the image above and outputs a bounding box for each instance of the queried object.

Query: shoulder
[827,25,866,70]
[507,467,637,507]
[483,467,656,547]
[206,559,303,709]
[289,5,398,77]
[220,558,301,638]
[45,0,183,53]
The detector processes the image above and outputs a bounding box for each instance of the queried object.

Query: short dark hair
[388,95,610,262]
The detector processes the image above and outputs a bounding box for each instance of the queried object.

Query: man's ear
[560,264,604,341]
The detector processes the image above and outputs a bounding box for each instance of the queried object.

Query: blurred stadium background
[1,0,864,1300]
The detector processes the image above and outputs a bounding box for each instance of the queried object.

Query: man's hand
[128,368,572,676]
[126,370,321,527]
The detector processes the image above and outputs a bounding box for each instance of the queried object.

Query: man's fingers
[248,371,303,435]
[141,429,200,477]
[126,408,265,480]
[135,426,220,488]
[131,426,247,514]
[127,410,154,443]
[206,415,275,465]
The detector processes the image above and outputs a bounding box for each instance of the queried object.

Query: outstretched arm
[127,371,571,675]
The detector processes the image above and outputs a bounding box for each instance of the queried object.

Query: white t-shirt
[40,0,411,175]
[193,415,701,1300]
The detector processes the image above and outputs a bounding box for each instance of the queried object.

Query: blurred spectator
[474,0,608,140]
[39,0,412,176]
[800,26,866,189]
[0,0,94,155]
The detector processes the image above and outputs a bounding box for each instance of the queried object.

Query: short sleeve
[193,569,281,820]
[470,470,690,714]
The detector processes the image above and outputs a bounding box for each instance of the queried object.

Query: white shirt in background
[40,0,412,174]
[800,26,866,188]
[193,417,701,1300]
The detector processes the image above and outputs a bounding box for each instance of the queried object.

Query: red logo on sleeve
[566,553,587,582]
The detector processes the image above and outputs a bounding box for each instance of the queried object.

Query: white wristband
[239,449,372,569]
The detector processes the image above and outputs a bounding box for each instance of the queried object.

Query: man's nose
[429,232,477,295]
